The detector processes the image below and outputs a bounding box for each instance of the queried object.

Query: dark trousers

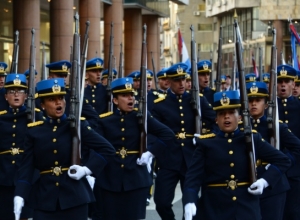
[260,192,286,220]
[154,168,185,220]
[284,179,300,220]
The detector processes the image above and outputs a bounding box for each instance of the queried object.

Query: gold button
[12,125,16,128]
[92,94,95,97]
[14,119,17,122]
[56,182,59,186]
[55,161,58,165]
[229,150,233,155]
[121,128,125,131]
[54,126,57,129]
[53,129,56,132]
[122,137,125,141]
[254,124,257,127]
[179,99,182,102]
[92,100,95,103]
[228,139,232,143]
[181,128,185,131]
[181,121,184,124]
[12,134,15,137]
[92,89,95,92]
[179,106,183,109]
[230,175,235,179]
[285,120,288,123]
[230,163,234,167]
[285,111,288,114]
[12,143,15,146]
[203,122,206,126]
[53,150,57,154]
[121,164,124,168]
[232,196,237,201]
[12,160,15,164]
[121,118,124,122]
[53,138,56,142]
[181,143,184,146]
[283,104,287,107]
[180,113,184,116]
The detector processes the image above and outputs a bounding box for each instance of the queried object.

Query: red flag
[178,29,182,56]
[252,54,259,77]
[290,22,300,43]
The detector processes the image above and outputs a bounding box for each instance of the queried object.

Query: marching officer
[151,62,216,219]
[183,90,291,220]
[13,78,115,220]
[0,62,8,89]
[185,71,192,92]
[197,60,215,104]
[0,74,43,220]
[245,73,257,83]
[156,68,170,94]
[276,64,300,219]
[292,70,300,97]
[84,57,108,114]
[147,69,164,111]
[127,70,141,107]
[246,81,300,220]
[93,77,175,220]
[100,68,117,86]
[262,73,270,90]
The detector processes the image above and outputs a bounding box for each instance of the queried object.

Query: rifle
[190,25,202,134]
[26,29,36,123]
[10,31,19,73]
[68,12,81,168]
[151,51,159,90]
[216,26,223,92]
[267,28,279,149]
[234,20,257,183]
[106,22,114,112]
[197,47,200,62]
[138,24,148,157]
[209,50,213,88]
[259,47,263,82]
[118,43,123,78]
[41,42,47,80]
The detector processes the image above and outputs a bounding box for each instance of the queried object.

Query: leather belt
[207,180,250,190]
[175,132,194,139]
[116,147,139,159]
[40,167,69,176]
[0,148,24,155]
[256,159,268,166]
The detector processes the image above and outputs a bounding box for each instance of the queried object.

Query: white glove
[184,203,197,220]
[86,175,95,190]
[193,134,200,145]
[68,165,92,180]
[137,151,154,173]
[247,178,269,195]
[14,196,24,220]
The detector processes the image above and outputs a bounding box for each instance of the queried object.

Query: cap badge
[96,60,101,67]
[220,93,230,106]
[280,67,287,76]
[177,65,183,74]
[250,83,258,94]
[0,65,4,73]
[62,63,68,71]
[125,83,132,89]
[203,62,208,70]
[13,75,21,86]
[52,79,61,93]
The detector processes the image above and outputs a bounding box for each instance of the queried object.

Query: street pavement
[146,183,183,220]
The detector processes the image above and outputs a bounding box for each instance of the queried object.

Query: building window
[198,24,213,31]
[198,4,206,11]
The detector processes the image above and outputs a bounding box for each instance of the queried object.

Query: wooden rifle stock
[26,29,36,123]
[69,13,81,167]
[190,25,202,134]
[234,21,257,183]
[216,26,223,92]
[106,22,114,112]
[151,51,159,90]
[10,31,19,73]
[138,24,148,157]
[118,43,123,78]
[267,28,278,148]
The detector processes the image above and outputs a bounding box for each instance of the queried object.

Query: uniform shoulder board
[198,93,203,97]
[211,88,216,91]
[133,108,138,111]
[279,120,283,123]
[99,111,113,118]
[153,91,158,95]
[200,133,216,139]
[240,127,244,131]
[154,97,165,103]
[27,121,44,127]
[80,117,86,120]
[34,108,41,112]
[238,121,243,125]
[0,110,7,115]
[252,129,257,133]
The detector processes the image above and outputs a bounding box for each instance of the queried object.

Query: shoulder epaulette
[199,93,203,97]
[27,121,44,127]
[200,133,216,139]
[279,120,283,123]
[99,111,113,118]
[35,108,41,112]
[211,88,216,91]
[153,91,158,95]
[80,117,86,120]
[252,129,257,133]
[133,108,138,111]
[0,110,7,115]
[154,97,165,103]
[238,121,243,125]
[34,93,39,99]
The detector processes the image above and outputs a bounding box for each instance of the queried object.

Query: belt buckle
[119,147,127,159]
[52,166,62,176]
[227,180,237,190]
[11,148,20,155]
[177,132,186,139]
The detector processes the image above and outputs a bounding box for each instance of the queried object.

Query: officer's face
[198,72,210,89]
[158,78,170,91]
[292,83,300,97]
[147,79,153,91]
[185,79,191,90]
[248,97,268,119]
[169,78,186,95]
[101,78,108,86]
[133,79,140,90]
[113,92,135,112]
[216,108,241,133]
[86,69,102,86]
[5,88,27,108]
[0,75,5,88]
[277,78,294,98]
[41,95,66,118]
[226,76,231,86]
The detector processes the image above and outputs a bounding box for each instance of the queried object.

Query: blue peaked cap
[4,74,27,89]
